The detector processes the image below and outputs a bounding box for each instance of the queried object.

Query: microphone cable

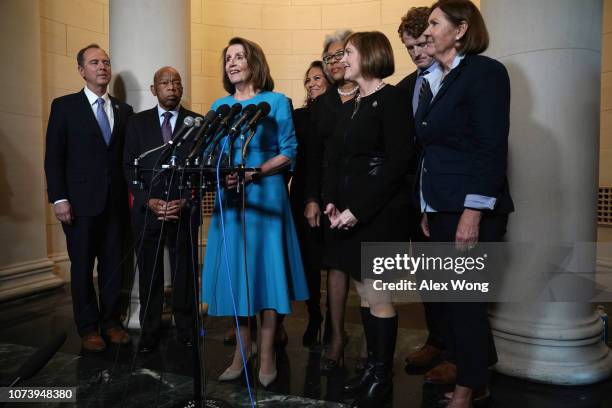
[215,137,255,408]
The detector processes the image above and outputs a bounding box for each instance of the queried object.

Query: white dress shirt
[83,85,115,130]
[156,105,180,133]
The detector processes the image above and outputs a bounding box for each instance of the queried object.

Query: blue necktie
[96,97,112,145]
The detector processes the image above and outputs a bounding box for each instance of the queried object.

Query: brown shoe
[405,344,443,369]
[82,333,106,352]
[424,360,457,384]
[106,327,131,345]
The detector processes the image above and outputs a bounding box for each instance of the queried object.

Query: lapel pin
[372,101,378,108]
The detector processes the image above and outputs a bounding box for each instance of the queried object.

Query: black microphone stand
[172,132,260,408]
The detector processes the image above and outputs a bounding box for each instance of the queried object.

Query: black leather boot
[344,307,374,397]
[350,314,397,408]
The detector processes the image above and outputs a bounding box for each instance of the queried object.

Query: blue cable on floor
[215,136,255,408]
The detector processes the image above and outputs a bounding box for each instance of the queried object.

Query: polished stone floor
[1,285,611,408]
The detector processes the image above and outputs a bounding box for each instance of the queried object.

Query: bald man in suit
[124,67,202,353]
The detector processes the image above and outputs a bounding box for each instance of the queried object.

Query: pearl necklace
[359,81,386,98]
[337,85,359,96]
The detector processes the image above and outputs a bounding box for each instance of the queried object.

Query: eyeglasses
[323,50,345,64]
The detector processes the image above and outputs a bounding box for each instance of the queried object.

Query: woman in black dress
[290,60,330,346]
[305,29,359,371]
[323,31,414,407]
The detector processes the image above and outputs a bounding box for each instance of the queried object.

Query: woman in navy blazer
[416,1,514,407]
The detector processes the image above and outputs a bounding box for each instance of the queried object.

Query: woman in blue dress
[201,37,308,387]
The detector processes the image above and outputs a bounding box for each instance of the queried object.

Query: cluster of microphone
[132,101,271,189]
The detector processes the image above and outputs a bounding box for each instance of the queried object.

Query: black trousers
[427,211,508,388]
[63,198,124,336]
[411,210,447,350]
[133,212,199,337]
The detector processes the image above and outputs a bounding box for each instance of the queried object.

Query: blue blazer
[415,54,514,213]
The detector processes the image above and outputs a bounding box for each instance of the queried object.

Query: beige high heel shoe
[218,344,257,382]
[258,368,277,387]
[258,352,277,387]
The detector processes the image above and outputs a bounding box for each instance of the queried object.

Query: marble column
[109,0,190,329]
[0,0,63,302]
[482,0,612,384]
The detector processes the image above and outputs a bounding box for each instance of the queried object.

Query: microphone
[173,116,203,150]
[217,103,243,132]
[172,115,196,142]
[200,109,220,134]
[228,104,257,137]
[161,117,204,167]
[137,116,195,160]
[203,104,231,139]
[245,102,271,131]
[241,102,271,162]
[187,104,232,164]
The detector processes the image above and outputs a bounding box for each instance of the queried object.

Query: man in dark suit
[124,66,201,353]
[396,7,454,383]
[45,44,133,352]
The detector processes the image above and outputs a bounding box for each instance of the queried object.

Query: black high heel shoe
[302,312,323,347]
[320,349,344,373]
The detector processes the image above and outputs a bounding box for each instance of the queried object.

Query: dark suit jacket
[415,54,514,213]
[396,70,420,186]
[396,70,417,95]
[44,89,134,217]
[304,86,356,205]
[123,106,202,229]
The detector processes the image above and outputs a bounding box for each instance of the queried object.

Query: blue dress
[202,91,309,316]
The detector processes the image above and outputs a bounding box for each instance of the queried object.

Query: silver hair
[322,29,353,56]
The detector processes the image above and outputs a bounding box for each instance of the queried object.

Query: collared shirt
[156,105,180,133]
[419,54,497,212]
[54,86,114,205]
[83,85,114,130]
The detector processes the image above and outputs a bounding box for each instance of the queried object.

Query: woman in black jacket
[290,60,330,346]
[417,1,514,406]
[324,31,415,407]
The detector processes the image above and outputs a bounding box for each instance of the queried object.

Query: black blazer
[123,106,202,228]
[323,85,414,224]
[415,54,514,213]
[396,70,420,187]
[44,89,134,217]
[304,87,356,205]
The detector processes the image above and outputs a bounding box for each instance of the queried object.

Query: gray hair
[322,29,353,56]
